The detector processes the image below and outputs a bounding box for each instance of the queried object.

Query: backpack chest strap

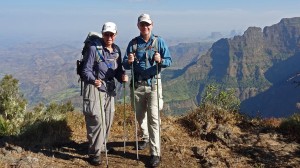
[132,36,158,67]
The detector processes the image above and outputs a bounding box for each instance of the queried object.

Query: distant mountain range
[163,17,300,117]
[0,38,212,109]
[168,42,212,69]
[0,42,81,105]
[1,17,299,118]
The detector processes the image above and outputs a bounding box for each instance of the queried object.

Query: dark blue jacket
[82,38,124,92]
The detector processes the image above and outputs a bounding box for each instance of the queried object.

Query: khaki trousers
[131,78,162,156]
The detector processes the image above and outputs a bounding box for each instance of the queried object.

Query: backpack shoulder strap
[112,43,121,59]
[95,42,104,63]
[131,35,159,53]
[131,36,139,54]
[152,35,159,52]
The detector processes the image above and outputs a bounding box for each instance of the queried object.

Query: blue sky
[1,0,299,44]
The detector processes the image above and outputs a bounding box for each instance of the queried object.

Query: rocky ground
[0,111,300,168]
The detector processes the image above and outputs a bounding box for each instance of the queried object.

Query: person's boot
[150,155,160,167]
[138,141,149,150]
[88,155,101,166]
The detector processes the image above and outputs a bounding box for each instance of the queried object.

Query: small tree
[0,75,27,135]
[201,83,240,112]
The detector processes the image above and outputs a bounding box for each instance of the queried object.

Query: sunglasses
[139,22,151,27]
[103,32,116,37]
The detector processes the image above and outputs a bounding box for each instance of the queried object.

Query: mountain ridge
[164,17,300,117]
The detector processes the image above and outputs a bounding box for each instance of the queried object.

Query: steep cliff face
[228,27,266,79]
[165,17,300,117]
[264,17,300,55]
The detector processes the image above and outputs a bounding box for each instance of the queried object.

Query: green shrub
[0,75,74,146]
[0,116,9,136]
[25,101,73,123]
[0,75,27,135]
[16,101,74,146]
[201,83,240,112]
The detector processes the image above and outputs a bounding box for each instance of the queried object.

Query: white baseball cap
[102,22,117,34]
[138,14,152,24]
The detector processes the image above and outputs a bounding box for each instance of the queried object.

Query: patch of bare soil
[1,112,300,168]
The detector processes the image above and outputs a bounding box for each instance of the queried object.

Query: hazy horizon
[1,0,299,45]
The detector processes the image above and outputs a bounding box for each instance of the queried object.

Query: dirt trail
[1,114,300,168]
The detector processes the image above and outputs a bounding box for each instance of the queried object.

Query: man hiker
[123,14,172,167]
[81,22,128,166]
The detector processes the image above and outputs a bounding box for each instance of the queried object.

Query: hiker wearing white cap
[81,22,128,166]
[123,13,172,167]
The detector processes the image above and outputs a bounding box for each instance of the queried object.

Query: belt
[137,80,148,85]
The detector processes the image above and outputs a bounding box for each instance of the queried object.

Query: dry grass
[18,119,72,147]
[279,113,300,141]
[262,117,282,128]
[65,111,86,141]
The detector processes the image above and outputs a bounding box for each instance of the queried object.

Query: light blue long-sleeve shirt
[123,33,172,83]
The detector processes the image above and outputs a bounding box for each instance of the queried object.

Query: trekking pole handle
[154,51,161,63]
[128,53,136,64]
[122,74,129,83]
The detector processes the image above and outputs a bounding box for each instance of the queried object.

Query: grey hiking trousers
[83,83,115,157]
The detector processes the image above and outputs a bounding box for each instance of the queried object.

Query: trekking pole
[98,83,109,168]
[156,54,161,158]
[123,81,126,154]
[131,61,139,161]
